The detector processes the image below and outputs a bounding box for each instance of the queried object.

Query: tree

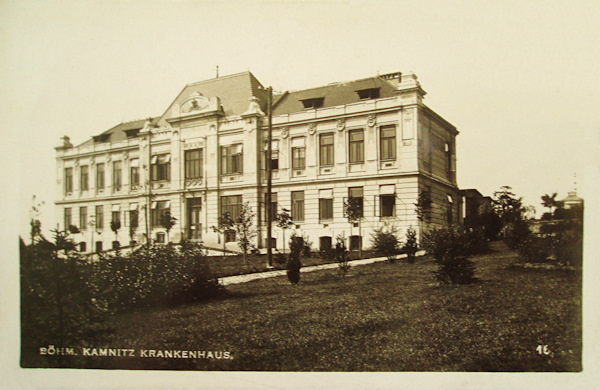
[403,226,419,263]
[344,196,363,258]
[231,203,257,268]
[541,193,558,217]
[493,186,526,226]
[29,195,45,245]
[211,212,234,262]
[415,190,433,223]
[275,209,293,254]
[287,232,303,284]
[129,212,139,246]
[334,235,350,276]
[160,210,177,243]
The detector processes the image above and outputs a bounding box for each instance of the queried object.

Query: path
[220,250,426,285]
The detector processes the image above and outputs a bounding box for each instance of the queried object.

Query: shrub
[504,219,531,249]
[287,234,303,284]
[20,234,110,365]
[370,225,401,262]
[301,234,313,258]
[516,236,555,263]
[402,226,419,263]
[422,227,478,284]
[334,235,350,276]
[463,227,489,255]
[274,251,287,266]
[319,246,335,262]
[91,242,224,312]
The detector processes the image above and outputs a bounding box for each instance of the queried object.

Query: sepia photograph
[2,0,599,388]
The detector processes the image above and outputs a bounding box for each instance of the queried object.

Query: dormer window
[93,134,111,143]
[125,129,140,138]
[356,88,380,100]
[301,97,324,109]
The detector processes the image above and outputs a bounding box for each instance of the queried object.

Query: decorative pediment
[182,92,211,113]
[166,92,222,124]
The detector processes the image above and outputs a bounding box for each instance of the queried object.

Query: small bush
[301,234,313,258]
[402,226,419,263]
[274,251,287,266]
[371,225,401,262]
[504,219,531,249]
[287,234,303,284]
[422,227,478,284]
[516,236,555,263]
[463,228,489,255]
[334,235,350,276]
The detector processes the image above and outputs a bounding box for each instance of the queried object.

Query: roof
[460,189,484,197]
[156,71,268,125]
[272,76,398,115]
[560,191,584,203]
[77,117,160,148]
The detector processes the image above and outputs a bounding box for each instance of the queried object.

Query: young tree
[275,208,293,254]
[370,224,401,262]
[287,232,303,284]
[232,202,257,268]
[541,193,558,217]
[415,190,433,223]
[344,196,363,258]
[334,235,350,276]
[211,212,234,262]
[403,226,419,263]
[160,210,177,243]
[129,212,138,246]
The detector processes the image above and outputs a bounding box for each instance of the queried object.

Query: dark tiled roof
[157,71,268,125]
[77,117,159,148]
[272,76,398,116]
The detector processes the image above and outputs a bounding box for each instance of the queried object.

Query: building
[460,189,493,228]
[55,71,461,253]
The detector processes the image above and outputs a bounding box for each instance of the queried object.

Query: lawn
[34,242,582,371]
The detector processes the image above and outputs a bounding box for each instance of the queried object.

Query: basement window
[356,88,380,100]
[301,97,324,109]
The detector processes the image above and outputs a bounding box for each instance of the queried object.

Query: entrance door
[187,198,202,240]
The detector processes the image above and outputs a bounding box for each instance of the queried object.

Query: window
[112,210,120,224]
[380,194,396,217]
[356,88,380,100]
[380,125,396,161]
[80,165,89,191]
[155,232,166,244]
[95,205,104,229]
[112,161,122,190]
[79,242,86,252]
[291,137,306,169]
[447,194,454,225]
[64,167,73,194]
[151,201,170,228]
[319,133,334,166]
[291,191,305,221]
[301,97,324,109]
[221,144,243,175]
[319,236,332,251]
[64,208,72,230]
[265,193,278,221]
[79,207,87,230]
[151,154,171,182]
[129,210,139,228]
[262,140,279,171]
[221,195,242,221]
[349,235,362,251]
[130,159,140,186]
[319,189,333,220]
[185,149,203,179]
[96,163,105,190]
[95,241,103,253]
[349,130,364,163]
[348,187,364,218]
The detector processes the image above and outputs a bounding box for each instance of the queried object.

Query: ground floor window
[225,231,236,243]
[380,194,396,217]
[349,235,362,251]
[319,236,332,251]
[79,242,86,252]
[95,241,103,253]
[155,232,165,244]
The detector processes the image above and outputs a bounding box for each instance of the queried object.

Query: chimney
[379,72,402,88]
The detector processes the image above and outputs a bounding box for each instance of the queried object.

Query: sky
[2,0,599,238]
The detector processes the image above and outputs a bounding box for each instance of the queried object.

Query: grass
[29,242,582,371]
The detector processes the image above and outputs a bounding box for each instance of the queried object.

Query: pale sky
[2,0,599,238]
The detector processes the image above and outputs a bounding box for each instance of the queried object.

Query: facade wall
[56,73,460,253]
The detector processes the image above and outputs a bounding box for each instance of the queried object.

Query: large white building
[55,71,461,253]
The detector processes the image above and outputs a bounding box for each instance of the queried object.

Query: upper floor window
[112,161,122,190]
[96,163,105,190]
[221,144,243,175]
[185,149,203,180]
[151,154,171,182]
[348,129,364,164]
[79,207,87,230]
[356,88,380,100]
[129,159,140,186]
[95,205,104,229]
[291,191,305,222]
[263,140,279,171]
[380,125,396,161]
[64,208,72,230]
[319,133,334,166]
[301,97,324,109]
[348,187,364,218]
[64,167,73,194]
[319,189,333,220]
[80,165,89,191]
[291,137,306,170]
